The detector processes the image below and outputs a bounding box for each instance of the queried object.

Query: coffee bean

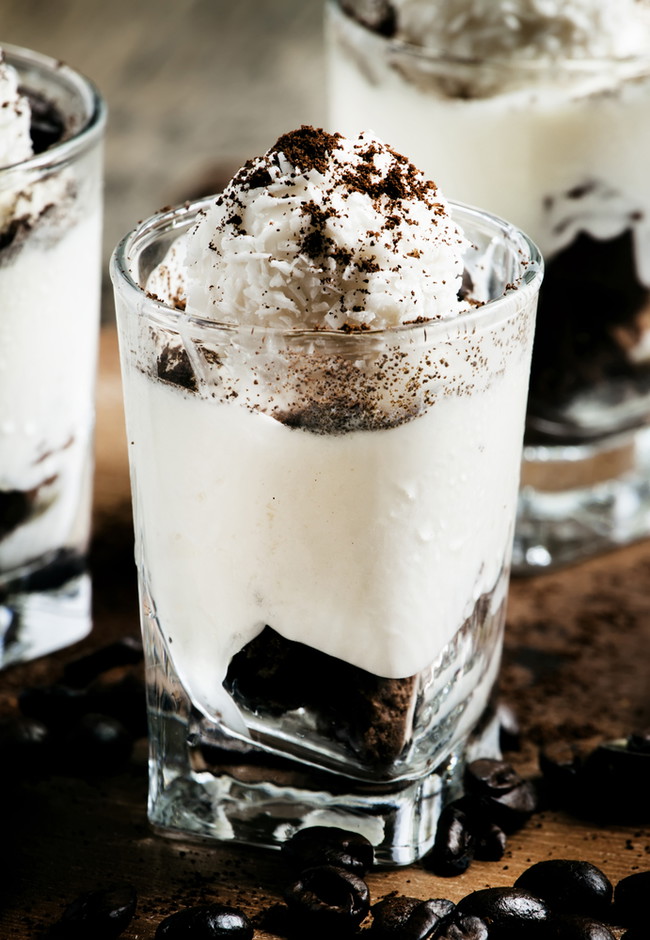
[538,741,586,807]
[284,864,370,930]
[87,672,148,739]
[0,716,50,773]
[155,904,253,938]
[579,742,650,822]
[63,637,143,688]
[435,914,488,940]
[371,895,455,938]
[19,683,89,728]
[281,825,374,875]
[539,915,615,938]
[515,860,613,920]
[423,802,475,876]
[614,870,650,926]
[456,887,549,937]
[464,760,537,832]
[49,882,136,939]
[62,714,133,774]
[474,821,507,862]
[626,730,650,755]
[465,760,522,797]
[497,702,521,753]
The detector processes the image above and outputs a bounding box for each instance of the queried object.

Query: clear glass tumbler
[111,198,541,866]
[327,0,650,572]
[0,45,105,666]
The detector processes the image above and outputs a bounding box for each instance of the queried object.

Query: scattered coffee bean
[422,801,475,876]
[626,730,650,755]
[455,887,549,937]
[0,716,50,773]
[49,882,136,939]
[515,860,613,920]
[473,820,507,862]
[284,864,370,930]
[538,741,586,808]
[87,672,148,739]
[435,914,488,940]
[155,903,253,938]
[579,741,650,822]
[19,683,89,728]
[281,825,374,875]
[496,702,521,753]
[464,759,537,832]
[540,915,615,939]
[62,713,133,773]
[614,870,650,927]
[63,637,143,688]
[370,895,454,938]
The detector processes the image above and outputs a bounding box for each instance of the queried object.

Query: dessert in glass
[111,127,541,864]
[327,0,650,570]
[0,44,105,665]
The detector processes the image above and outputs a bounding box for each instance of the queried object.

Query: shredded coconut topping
[148,126,468,330]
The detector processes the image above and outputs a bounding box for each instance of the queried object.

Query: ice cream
[115,126,538,784]
[0,44,104,663]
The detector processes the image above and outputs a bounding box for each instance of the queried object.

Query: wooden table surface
[0,327,648,937]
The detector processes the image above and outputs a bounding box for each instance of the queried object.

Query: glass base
[0,551,91,668]
[143,598,503,867]
[513,425,650,573]
[147,706,501,868]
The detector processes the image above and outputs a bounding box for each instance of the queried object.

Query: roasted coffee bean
[626,730,650,755]
[0,716,50,773]
[49,882,136,939]
[62,713,133,773]
[464,760,537,832]
[423,802,475,876]
[614,870,650,926]
[465,760,523,797]
[19,683,89,728]
[497,702,521,752]
[284,864,370,930]
[456,887,549,937]
[538,741,586,808]
[474,821,507,862]
[155,903,253,938]
[579,741,650,822]
[281,825,374,875]
[539,915,615,939]
[63,637,143,688]
[435,914,488,940]
[87,672,148,739]
[371,895,454,938]
[515,860,613,920]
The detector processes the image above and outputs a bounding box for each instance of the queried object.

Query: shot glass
[327,0,650,571]
[111,197,541,865]
[0,45,105,666]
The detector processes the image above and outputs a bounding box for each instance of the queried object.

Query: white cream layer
[0,210,102,572]
[125,329,531,727]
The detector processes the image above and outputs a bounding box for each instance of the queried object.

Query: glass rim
[328,0,650,72]
[110,194,543,341]
[0,41,106,176]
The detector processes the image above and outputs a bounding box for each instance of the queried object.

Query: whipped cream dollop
[388,0,650,60]
[0,50,32,168]
[147,126,468,330]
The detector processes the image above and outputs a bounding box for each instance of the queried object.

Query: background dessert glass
[111,196,541,866]
[0,45,105,666]
[326,0,650,571]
